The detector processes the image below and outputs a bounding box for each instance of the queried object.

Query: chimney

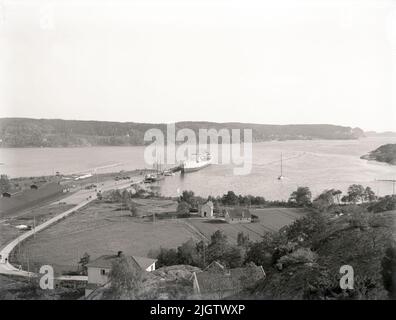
[117,251,123,257]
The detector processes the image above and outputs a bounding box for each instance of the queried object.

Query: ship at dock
[181,152,212,173]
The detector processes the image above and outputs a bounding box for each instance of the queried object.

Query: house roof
[204,261,226,272]
[86,254,156,270]
[195,264,265,294]
[205,201,214,208]
[226,207,252,219]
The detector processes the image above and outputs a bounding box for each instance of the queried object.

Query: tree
[289,187,312,206]
[210,230,228,247]
[368,195,396,213]
[106,254,142,299]
[179,190,198,209]
[284,212,326,246]
[332,189,342,204]
[0,174,10,193]
[177,239,199,265]
[156,247,179,267]
[196,240,208,268]
[347,184,365,203]
[207,230,229,264]
[381,245,396,299]
[363,187,376,203]
[221,191,239,205]
[223,246,244,268]
[312,189,335,211]
[237,232,250,247]
[78,252,90,275]
[177,201,191,216]
[245,232,282,269]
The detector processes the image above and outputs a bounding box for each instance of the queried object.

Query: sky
[0,0,395,131]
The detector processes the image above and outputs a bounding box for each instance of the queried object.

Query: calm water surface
[1,137,395,200]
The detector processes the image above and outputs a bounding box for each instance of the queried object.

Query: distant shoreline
[0,136,378,149]
[0,118,366,148]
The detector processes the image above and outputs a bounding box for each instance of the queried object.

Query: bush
[381,244,396,299]
[283,213,326,244]
[156,248,179,267]
[368,195,396,213]
[276,248,317,270]
[177,201,190,215]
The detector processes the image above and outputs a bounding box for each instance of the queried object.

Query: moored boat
[181,152,212,173]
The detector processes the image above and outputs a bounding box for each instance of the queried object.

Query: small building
[224,207,252,223]
[84,252,157,297]
[199,201,214,218]
[192,262,265,299]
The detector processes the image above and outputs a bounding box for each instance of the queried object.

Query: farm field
[12,200,201,275]
[186,207,308,243]
[131,198,177,216]
[0,202,75,248]
[12,200,307,275]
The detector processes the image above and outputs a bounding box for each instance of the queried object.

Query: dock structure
[169,165,182,173]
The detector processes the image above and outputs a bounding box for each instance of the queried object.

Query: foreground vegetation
[97,186,396,300]
[4,181,396,300]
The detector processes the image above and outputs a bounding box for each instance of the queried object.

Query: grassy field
[186,207,307,243]
[0,202,75,248]
[13,200,307,275]
[131,198,177,216]
[13,200,201,274]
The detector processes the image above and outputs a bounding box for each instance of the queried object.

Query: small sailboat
[278,153,284,180]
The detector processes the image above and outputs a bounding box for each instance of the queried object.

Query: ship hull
[181,161,211,173]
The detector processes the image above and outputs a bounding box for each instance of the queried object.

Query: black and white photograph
[0,0,395,308]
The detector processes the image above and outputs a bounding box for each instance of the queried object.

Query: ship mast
[280,153,283,176]
[278,153,284,180]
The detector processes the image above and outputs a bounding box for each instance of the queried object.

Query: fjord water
[0,137,395,200]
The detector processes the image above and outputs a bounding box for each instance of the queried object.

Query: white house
[85,251,157,297]
[199,201,214,218]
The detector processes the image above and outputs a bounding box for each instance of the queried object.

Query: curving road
[0,178,138,279]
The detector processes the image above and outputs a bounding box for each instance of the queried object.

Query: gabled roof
[86,254,157,270]
[194,264,265,294]
[204,261,226,272]
[133,256,158,270]
[226,207,252,219]
[204,201,214,208]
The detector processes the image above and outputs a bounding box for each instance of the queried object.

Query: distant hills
[364,131,396,137]
[361,144,396,165]
[0,118,365,148]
